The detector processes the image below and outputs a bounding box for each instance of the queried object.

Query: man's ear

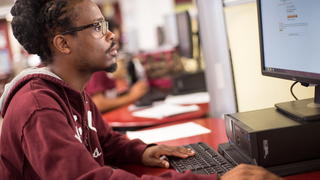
[52,35,71,54]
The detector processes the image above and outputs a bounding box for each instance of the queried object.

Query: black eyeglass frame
[59,20,108,36]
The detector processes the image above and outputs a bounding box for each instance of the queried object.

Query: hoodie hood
[0,67,62,117]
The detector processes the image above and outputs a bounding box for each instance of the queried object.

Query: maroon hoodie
[0,68,217,180]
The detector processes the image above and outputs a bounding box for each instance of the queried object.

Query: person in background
[85,19,148,113]
[0,0,282,180]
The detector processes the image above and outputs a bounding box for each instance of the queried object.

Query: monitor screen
[176,11,193,58]
[258,0,320,84]
[257,0,320,120]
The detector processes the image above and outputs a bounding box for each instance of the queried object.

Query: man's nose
[105,30,115,42]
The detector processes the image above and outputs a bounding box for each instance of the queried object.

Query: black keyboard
[169,142,235,176]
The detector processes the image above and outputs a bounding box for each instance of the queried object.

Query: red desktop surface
[102,103,208,128]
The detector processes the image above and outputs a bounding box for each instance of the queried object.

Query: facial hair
[104,62,117,73]
[104,41,118,73]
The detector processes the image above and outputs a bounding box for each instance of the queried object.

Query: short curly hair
[11,0,83,64]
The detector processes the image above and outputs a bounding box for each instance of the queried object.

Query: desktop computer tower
[220,108,320,175]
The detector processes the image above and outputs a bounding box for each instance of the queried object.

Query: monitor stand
[275,85,320,121]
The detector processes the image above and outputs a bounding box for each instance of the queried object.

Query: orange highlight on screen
[287,14,298,19]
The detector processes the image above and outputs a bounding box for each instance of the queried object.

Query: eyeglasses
[59,20,109,38]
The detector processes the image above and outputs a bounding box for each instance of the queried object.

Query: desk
[102,103,208,128]
[118,118,320,180]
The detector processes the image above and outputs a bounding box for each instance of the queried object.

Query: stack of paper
[164,92,210,105]
[132,103,199,119]
[126,122,211,143]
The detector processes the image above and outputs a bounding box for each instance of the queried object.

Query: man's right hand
[220,164,283,180]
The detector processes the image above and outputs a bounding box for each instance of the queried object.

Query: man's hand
[142,145,195,168]
[220,164,283,180]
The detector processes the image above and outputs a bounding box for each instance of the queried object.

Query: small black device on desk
[171,71,207,95]
[134,88,167,107]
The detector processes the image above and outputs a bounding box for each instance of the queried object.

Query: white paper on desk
[164,92,210,105]
[126,122,211,143]
[132,103,199,119]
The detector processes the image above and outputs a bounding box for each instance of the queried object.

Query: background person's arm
[92,80,148,112]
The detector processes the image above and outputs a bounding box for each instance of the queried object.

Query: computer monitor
[176,11,193,58]
[257,0,320,121]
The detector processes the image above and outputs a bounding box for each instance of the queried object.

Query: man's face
[68,0,118,73]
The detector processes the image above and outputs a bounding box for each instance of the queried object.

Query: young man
[0,0,282,179]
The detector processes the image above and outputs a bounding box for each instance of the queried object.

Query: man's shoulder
[2,78,67,135]
[10,78,68,112]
